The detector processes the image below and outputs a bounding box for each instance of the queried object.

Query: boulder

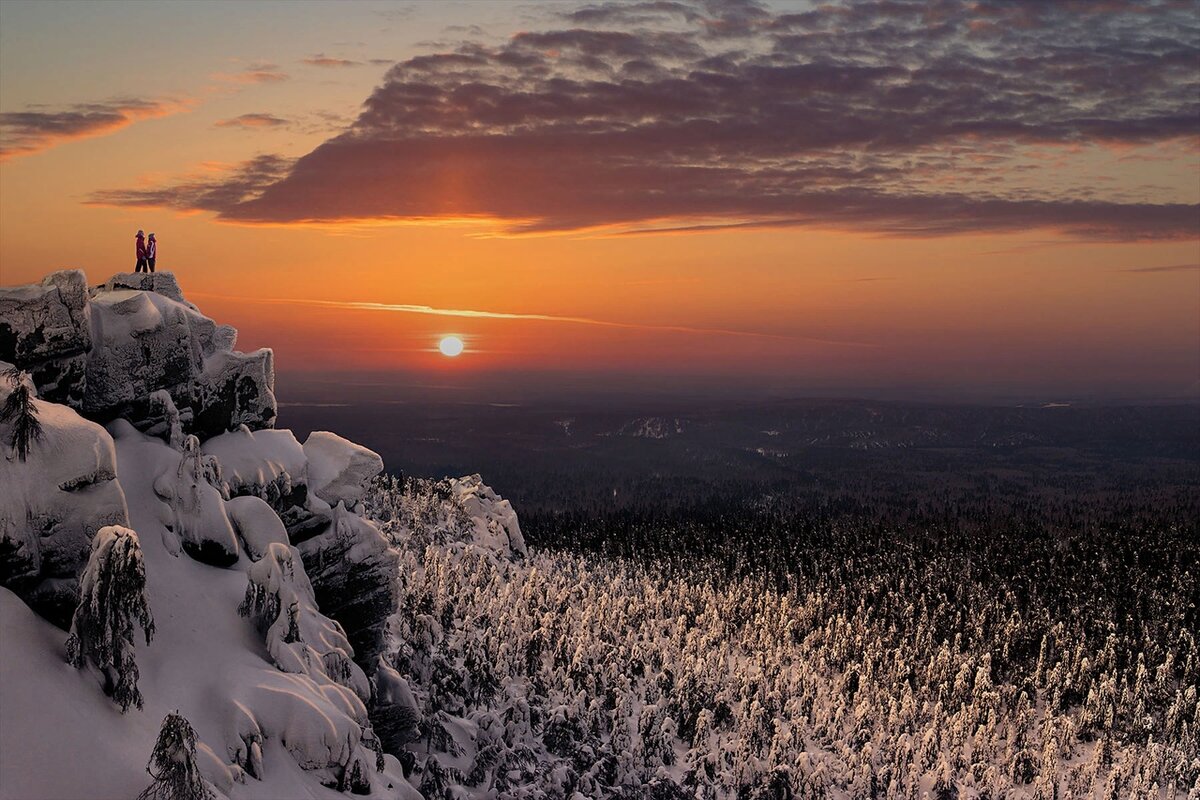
[0,384,129,628]
[97,271,187,304]
[0,270,91,406]
[304,431,384,508]
[225,495,289,561]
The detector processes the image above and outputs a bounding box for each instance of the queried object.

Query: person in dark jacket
[135,230,148,273]
[146,233,157,273]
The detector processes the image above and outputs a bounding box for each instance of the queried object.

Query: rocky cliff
[0,270,275,438]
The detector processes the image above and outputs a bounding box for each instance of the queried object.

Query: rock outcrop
[0,375,130,627]
[450,473,528,558]
[0,270,91,406]
[304,431,384,509]
[296,506,399,673]
[0,271,276,440]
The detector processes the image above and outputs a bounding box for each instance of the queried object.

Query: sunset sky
[1,0,1197,401]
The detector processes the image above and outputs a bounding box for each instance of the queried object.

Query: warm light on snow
[438,336,465,357]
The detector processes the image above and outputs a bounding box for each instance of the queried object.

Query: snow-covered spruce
[1,368,43,461]
[136,711,213,800]
[362,475,1200,799]
[65,525,155,712]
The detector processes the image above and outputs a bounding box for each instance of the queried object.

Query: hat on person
[148,233,156,239]
[137,230,144,236]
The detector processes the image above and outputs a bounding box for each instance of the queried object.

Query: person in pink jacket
[135,230,148,273]
[146,233,157,273]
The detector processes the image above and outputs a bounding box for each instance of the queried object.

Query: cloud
[1119,263,1200,273]
[213,63,289,83]
[302,55,362,68]
[214,113,289,129]
[0,98,186,161]
[94,0,1199,239]
[188,291,872,346]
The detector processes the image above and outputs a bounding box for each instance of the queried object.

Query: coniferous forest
[363,469,1199,799]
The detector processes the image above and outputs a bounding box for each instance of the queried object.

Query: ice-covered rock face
[0,270,92,406]
[0,270,276,441]
[304,431,384,509]
[0,387,129,628]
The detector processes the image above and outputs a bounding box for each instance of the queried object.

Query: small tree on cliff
[136,711,213,800]
[66,526,156,713]
[0,368,42,461]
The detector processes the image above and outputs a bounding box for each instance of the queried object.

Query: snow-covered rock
[0,385,129,627]
[202,425,307,505]
[450,473,528,558]
[0,270,276,440]
[304,430,384,508]
[152,435,240,567]
[296,504,399,673]
[225,495,289,561]
[0,270,92,406]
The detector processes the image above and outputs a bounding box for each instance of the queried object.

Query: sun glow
[438,335,465,357]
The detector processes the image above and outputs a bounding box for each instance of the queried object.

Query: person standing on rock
[135,230,148,273]
[146,233,157,273]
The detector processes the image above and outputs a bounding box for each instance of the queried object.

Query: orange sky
[1,1,1197,401]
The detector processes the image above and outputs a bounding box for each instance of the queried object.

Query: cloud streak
[94,0,1199,240]
[214,113,288,129]
[1119,263,1200,274]
[0,99,186,161]
[190,292,873,347]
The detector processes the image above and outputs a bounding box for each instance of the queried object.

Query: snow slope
[2,419,420,800]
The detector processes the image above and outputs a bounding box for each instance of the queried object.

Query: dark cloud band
[90,0,1200,239]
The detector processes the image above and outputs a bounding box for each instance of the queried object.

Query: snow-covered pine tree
[65,525,155,713]
[136,711,212,800]
[0,368,43,461]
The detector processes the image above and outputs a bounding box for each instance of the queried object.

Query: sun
[438,335,465,357]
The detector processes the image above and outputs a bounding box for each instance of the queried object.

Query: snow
[303,431,383,509]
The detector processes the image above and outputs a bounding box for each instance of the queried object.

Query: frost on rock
[0,270,92,406]
[237,541,391,793]
[0,378,129,627]
[153,436,239,567]
[304,431,384,509]
[0,270,276,440]
[66,525,155,713]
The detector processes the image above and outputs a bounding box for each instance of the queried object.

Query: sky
[1,0,1197,402]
